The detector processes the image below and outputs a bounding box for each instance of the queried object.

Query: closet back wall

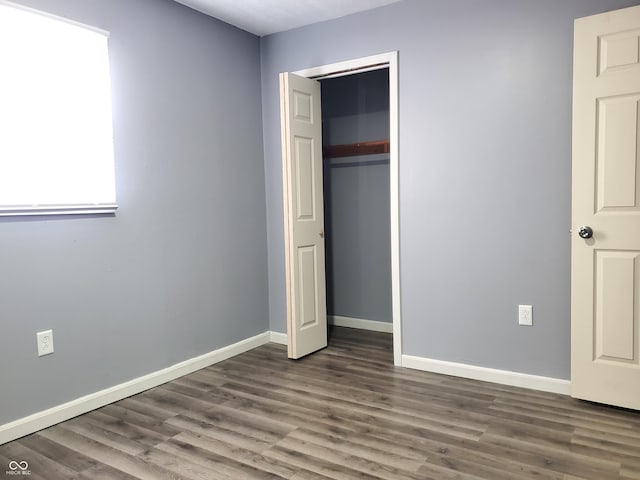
[321,70,392,324]
[0,0,268,426]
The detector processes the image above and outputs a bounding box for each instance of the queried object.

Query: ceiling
[173,0,403,36]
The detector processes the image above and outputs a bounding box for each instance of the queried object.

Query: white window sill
[0,204,118,217]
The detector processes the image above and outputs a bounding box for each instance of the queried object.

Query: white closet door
[279,72,327,359]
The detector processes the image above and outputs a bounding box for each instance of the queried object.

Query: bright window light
[0,3,117,216]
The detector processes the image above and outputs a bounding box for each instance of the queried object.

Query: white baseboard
[0,330,572,446]
[269,331,288,345]
[401,354,570,395]
[328,315,393,333]
[0,331,271,446]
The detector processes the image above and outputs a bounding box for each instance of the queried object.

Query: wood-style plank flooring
[2,326,640,479]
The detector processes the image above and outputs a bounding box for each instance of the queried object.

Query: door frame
[293,51,402,366]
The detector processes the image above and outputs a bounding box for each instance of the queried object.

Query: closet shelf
[323,140,390,158]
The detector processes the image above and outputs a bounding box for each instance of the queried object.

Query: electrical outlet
[37,330,54,356]
[518,305,533,326]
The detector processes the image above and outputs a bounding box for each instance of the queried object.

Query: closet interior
[320,69,392,345]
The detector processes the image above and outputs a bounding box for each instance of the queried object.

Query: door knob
[578,226,593,239]
[319,230,324,238]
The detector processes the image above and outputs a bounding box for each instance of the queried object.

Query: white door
[572,5,640,409]
[279,72,327,359]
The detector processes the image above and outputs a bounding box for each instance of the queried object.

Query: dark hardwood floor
[1,326,640,479]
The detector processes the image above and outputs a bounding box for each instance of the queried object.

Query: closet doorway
[281,52,401,365]
[321,69,392,342]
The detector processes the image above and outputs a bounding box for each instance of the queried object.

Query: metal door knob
[578,226,593,239]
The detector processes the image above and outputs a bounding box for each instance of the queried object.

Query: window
[0,3,117,216]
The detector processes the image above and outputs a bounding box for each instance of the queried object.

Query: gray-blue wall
[261,0,640,380]
[322,70,392,322]
[0,0,267,425]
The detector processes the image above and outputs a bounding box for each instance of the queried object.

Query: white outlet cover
[518,305,533,326]
[37,329,54,356]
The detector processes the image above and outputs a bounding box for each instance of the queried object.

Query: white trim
[388,52,401,367]
[294,51,403,367]
[269,331,288,345]
[0,0,110,36]
[0,332,271,445]
[0,329,571,446]
[402,354,571,395]
[0,204,118,217]
[294,52,394,79]
[328,315,393,333]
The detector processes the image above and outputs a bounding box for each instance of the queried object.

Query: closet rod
[323,140,390,158]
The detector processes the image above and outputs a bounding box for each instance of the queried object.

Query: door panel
[594,251,639,362]
[596,95,640,211]
[280,72,327,359]
[294,137,316,220]
[598,29,640,75]
[572,5,640,409]
[298,245,319,328]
